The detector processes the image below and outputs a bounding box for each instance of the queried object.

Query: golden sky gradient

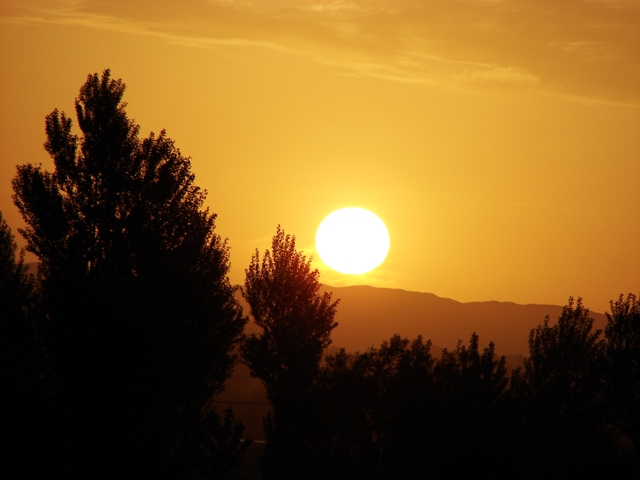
[1,0,638,312]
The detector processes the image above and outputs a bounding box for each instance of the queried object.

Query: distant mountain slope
[229,284,609,441]
[319,285,608,356]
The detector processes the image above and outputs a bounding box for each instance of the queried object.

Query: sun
[316,207,390,275]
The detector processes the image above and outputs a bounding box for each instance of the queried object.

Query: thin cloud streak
[3,0,638,104]
[0,9,288,52]
[2,4,538,90]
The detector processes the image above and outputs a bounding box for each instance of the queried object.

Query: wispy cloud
[450,66,539,85]
[3,0,638,105]
[0,5,291,52]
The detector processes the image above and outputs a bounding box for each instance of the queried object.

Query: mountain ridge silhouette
[318,284,608,357]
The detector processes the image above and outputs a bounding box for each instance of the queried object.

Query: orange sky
[1,0,638,313]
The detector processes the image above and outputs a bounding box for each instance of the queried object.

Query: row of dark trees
[241,226,640,479]
[308,295,639,479]
[2,70,639,479]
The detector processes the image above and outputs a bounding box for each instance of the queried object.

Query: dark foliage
[241,226,339,478]
[310,333,510,479]
[11,70,247,476]
[604,293,640,463]
[0,211,54,476]
[179,406,252,480]
[307,296,639,478]
[0,211,39,396]
[510,297,637,478]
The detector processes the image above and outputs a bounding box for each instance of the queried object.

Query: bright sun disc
[316,207,390,274]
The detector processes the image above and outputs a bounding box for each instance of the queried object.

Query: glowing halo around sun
[316,207,390,275]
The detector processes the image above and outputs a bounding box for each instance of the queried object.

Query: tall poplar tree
[12,70,247,476]
[241,226,339,477]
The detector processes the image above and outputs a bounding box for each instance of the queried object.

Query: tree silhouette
[0,211,52,476]
[241,225,339,478]
[509,297,625,477]
[11,70,246,476]
[326,335,436,479]
[427,333,511,471]
[604,293,640,470]
[0,210,38,394]
[311,344,388,478]
[179,406,251,479]
[310,333,510,478]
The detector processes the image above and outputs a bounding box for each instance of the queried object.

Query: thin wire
[214,400,270,405]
